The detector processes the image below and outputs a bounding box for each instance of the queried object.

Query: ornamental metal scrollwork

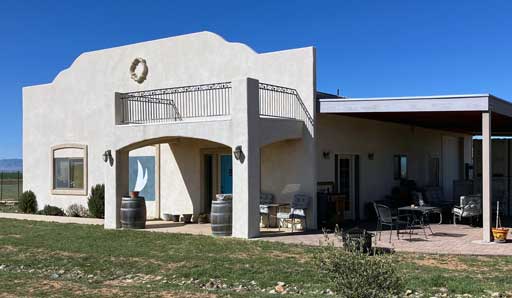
[129,58,148,84]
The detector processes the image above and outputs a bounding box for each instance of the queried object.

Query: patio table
[398,206,438,239]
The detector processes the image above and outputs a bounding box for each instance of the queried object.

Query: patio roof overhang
[319,93,512,243]
[318,94,512,135]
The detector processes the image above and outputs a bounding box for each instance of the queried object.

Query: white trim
[319,95,491,114]
[50,144,88,196]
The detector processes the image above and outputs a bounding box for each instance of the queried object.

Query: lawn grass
[0,218,511,297]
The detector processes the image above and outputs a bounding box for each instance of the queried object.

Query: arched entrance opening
[106,136,232,228]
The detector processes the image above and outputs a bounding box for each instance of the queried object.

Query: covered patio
[319,93,512,243]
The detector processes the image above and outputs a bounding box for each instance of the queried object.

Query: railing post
[0,172,3,201]
[17,171,20,200]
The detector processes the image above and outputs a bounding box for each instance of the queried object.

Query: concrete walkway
[0,212,104,225]
[2,212,511,255]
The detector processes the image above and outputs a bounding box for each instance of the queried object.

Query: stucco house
[23,31,512,240]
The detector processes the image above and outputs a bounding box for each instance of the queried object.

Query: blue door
[220,155,233,194]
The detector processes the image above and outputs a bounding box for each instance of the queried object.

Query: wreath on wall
[129,58,148,84]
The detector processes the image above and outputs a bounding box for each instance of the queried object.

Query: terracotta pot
[492,228,509,243]
[129,191,140,198]
[181,214,192,223]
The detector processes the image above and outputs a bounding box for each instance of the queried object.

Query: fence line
[0,171,22,202]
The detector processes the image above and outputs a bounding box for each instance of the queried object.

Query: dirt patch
[0,245,17,252]
[157,291,217,298]
[411,256,469,270]
[0,234,21,239]
[268,250,310,263]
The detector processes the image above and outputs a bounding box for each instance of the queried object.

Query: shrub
[314,230,403,298]
[66,203,89,217]
[18,190,38,214]
[38,205,65,216]
[87,184,105,218]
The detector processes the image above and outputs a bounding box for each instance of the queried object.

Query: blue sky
[1,0,511,159]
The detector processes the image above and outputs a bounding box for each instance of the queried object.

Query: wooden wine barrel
[120,196,147,229]
[211,194,232,236]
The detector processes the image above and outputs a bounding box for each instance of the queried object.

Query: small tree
[18,190,38,214]
[314,231,403,298]
[38,205,65,216]
[87,184,105,218]
[66,203,89,217]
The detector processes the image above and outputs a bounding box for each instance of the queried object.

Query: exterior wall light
[233,145,245,163]
[103,150,113,166]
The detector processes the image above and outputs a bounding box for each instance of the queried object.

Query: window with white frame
[51,144,87,195]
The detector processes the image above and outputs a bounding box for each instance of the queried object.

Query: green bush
[87,184,105,218]
[38,205,65,216]
[18,190,38,214]
[66,203,89,217]
[314,230,403,298]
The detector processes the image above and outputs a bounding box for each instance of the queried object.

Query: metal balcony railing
[259,82,314,130]
[118,82,231,124]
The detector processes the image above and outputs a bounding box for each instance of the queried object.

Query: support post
[231,78,261,239]
[482,111,492,242]
[104,150,129,229]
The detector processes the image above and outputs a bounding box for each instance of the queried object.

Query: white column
[482,111,492,242]
[104,149,129,229]
[231,78,261,239]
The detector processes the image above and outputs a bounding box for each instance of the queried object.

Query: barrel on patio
[120,195,147,229]
[211,194,232,236]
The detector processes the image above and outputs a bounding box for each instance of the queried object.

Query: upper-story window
[51,144,88,195]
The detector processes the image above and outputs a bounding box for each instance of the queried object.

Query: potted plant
[197,213,209,224]
[181,214,192,223]
[339,226,374,253]
[492,201,509,243]
[162,213,172,221]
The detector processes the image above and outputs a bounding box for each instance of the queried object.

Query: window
[393,155,407,180]
[51,144,87,195]
[54,158,84,189]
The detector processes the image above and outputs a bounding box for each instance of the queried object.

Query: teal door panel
[220,155,233,194]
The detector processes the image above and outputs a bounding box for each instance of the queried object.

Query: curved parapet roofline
[49,31,259,85]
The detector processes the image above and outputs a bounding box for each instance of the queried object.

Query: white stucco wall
[316,114,471,219]
[23,31,316,229]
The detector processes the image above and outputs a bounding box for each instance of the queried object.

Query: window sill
[51,189,87,196]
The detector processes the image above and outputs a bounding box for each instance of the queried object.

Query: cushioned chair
[259,193,274,227]
[453,195,482,226]
[276,194,311,232]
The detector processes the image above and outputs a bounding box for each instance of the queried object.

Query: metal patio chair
[453,195,482,226]
[373,202,410,242]
[276,194,311,232]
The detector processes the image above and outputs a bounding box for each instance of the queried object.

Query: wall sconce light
[322,151,331,159]
[368,153,374,160]
[102,150,113,166]
[233,145,245,163]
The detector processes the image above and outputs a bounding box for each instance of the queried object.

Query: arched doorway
[105,136,232,228]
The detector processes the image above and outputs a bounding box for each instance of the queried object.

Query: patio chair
[453,195,482,226]
[373,202,410,243]
[276,194,311,232]
[259,193,274,227]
